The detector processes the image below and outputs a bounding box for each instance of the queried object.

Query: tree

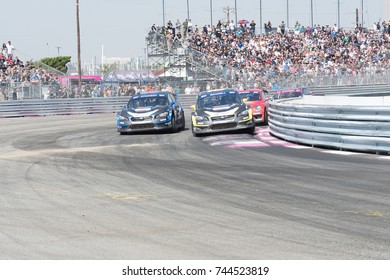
[39,56,71,73]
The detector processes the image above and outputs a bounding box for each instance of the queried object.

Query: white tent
[159,67,188,78]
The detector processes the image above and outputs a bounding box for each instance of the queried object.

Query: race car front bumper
[192,118,255,135]
[117,119,173,133]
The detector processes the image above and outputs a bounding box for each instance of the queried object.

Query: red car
[272,87,313,100]
[238,89,269,125]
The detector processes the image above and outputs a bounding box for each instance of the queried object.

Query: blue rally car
[191,89,255,136]
[117,91,185,135]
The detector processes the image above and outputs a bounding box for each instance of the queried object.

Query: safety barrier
[268,96,390,153]
[0,97,129,118]
[1,86,388,117]
[0,95,198,118]
[4,90,390,154]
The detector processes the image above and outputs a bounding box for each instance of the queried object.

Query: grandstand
[1,15,389,100]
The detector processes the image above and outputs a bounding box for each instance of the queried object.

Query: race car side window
[290,92,301,98]
[302,88,311,95]
[167,93,174,103]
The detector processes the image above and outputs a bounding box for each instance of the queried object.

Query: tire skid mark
[0,143,158,159]
[202,127,298,149]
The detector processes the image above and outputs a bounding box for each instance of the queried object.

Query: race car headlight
[119,115,128,121]
[157,111,169,119]
[254,105,262,111]
[195,116,209,122]
[238,110,250,118]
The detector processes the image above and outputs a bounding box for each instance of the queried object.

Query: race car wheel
[180,112,185,130]
[170,113,177,132]
[119,132,127,135]
[191,123,199,137]
[263,109,268,125]
[247,124,256,135]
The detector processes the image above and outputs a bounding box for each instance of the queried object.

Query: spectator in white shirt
[6,41,15,59]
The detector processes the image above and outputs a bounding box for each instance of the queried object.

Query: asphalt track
[0,113,389,260]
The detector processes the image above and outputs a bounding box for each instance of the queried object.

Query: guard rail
[268,96,390,153]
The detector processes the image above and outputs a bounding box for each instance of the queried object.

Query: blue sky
[0,0,387,64]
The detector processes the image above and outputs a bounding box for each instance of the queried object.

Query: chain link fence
[1,70,388,101]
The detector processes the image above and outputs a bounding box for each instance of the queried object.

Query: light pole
[337,0,340,28]
[76,0,81,87]
[162,0,166,26]
[286,0,289,28]
[361,0,364,28]
[235,0,237,27]
[310,0,313,27]
[210,0,213,27]
[259,0,263,35]
[187,0,190,20]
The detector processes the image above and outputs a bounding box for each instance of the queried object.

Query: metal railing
[268,96,390,153]
[0,82,112,100]
[0,82,44,100]
[0,95,198,118]
[0,97,128,118]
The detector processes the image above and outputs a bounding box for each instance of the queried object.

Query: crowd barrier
[0,97,129,118]
[0,95,198,118]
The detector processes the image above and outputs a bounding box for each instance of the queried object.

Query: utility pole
[55,46,61,57]
[76,0,82,87]
[223,6,235,25]
[356,8,359,27]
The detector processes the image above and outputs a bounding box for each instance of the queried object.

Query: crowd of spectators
[61,18,390,98]
[150,17,390,90]
[0,40,59,100]
[2,17,390,101]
